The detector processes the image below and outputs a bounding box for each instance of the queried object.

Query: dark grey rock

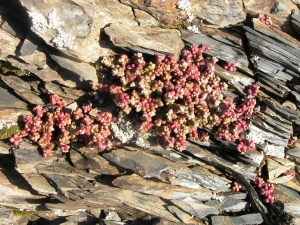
[103,149,169,178]
[22,173,57,196]
[171,199,219,219]
[206,198,250,212]
[211,213,264,225]
[66,211,98,223]
[181,29,253,76]
[0,87,28,109]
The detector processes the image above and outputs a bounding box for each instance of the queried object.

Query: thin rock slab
[189,0,245,27]
[21,173,57,196]
[104,23,184,59]
[181,29,253,76]
[102,148,169,178]
[167,206,198,224]
[267,158,294,180]
[0,87,29,109]
[211,213,263,225]
[70,148,120,175]
[205,198,250,213]
[185,141,257,181]
[171,198,219,219]
[112,174,213,201]
[93,187,181,223]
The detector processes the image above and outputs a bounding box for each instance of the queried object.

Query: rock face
[0,0,300,224]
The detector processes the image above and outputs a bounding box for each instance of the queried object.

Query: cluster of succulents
[247,83,260,97]
[256,13,273,26]
[223,62,237,72]
[92,45,258,152]
[9,94,113,157]
[232,181,241,192]
[255,177,275,204]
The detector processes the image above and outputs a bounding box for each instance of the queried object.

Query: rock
[189,0,246,27]
[211,213,264,225]
[246,123,288,158]
[0,28,20,59]
[167,205,197,224]
[186,142,257,181]
[269,174,295,184]
[206,198,251,213]
[66,211,98,223]
[0,167,46,210]
[94,187,181,223]
[0,207,13,224]
[267,158,294,180]
[104,23,184,59]
[171,198,219,219]
[103,149,169,178]
[0,87,28,109]
[112,174,213,201]
[0,142,10,154]
[20,0,137,63]
[21,173,57,196]
[181,29,253,76]
[70,149,120,175]
[13,144,43,174]
[133,9,160,27]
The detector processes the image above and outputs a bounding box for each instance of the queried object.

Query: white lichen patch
[51,28,76,50]
[28,11,48,37]
[187,25,200,34]
[28,9,76,50]
[110,112,152,148]
[0,120,17,130]
[177,0,195,22]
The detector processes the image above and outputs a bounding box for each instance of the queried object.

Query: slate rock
[103,149,169,178]
[206,198,250,213]
[21,0,137,63]
[267,158,294,180]
[112,174,213,201]
[0,87,28,109]
[0,28,20,60]
[13,145,43,174]
[181,29,253,76]
[94,187,181,223]
[172,198,219,219]
[189,0,246,27]
[21,173,57,196]
[0,207,13,223]
[167,205,197,224]
[211,213,264,225]
[0,141,10,154]
[104,23,184,60]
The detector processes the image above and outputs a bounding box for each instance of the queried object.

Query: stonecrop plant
[9,94,113,157]
[92,45,258,152]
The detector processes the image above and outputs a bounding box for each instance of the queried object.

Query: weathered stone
[167,205,197,224]
[70,149,119,176]
[267,158,294,180]
[0,168,45,210]
[133,9,160,27]
[103,149,169,178]
[0,207,13,223]
[13,89,44,105]
[181,29,253,76]
[22,173,57,196]
[112,174,212,201]
[185,142,257,181]
[13,145,43,174]
[94,187,181,223]
[0,142,10,154]
[211,213,264,225]
[44,83,85,102]
[20,0,137,63]
[189,0,246,27]
[269,174,295,184]
[172,199,219,219]
[0,87,28,109]
[104,23,184,59]
[206,198,250,213]
[66,211,98,223]
[0,28,20,59]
